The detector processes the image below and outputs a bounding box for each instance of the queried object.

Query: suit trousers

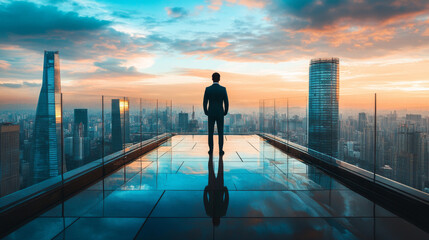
[208,116,224,151]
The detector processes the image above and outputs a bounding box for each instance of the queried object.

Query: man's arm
[223,88,229,116]
[203,88,209,116]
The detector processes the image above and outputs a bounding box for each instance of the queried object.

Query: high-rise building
[64,137,73,157]
[308,58,339,158]
[189,106,199,132]
[358,112,367,132]
[32,51,63,184]
[0,123,20,197]
[178,112,189,132]
[111,99,130,152]
[73,109,89,163]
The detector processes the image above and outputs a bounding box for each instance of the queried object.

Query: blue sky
[1,0,429,107]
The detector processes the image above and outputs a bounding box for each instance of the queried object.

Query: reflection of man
[203,154,229,226]
[203,72,229,155]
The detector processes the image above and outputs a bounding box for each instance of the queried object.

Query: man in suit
[203,72,229,155]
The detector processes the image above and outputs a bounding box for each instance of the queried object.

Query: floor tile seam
[133,190,166,240]
[124,161,154,176]
[157,150,170,158]
[68,189,114,217]
[112,164,155,191]
[247,141,260,152]
[235,152,244,162]
[273,163,288,176]
[175,161,185,174]
[171,137,185,149]
[49,216,80,240]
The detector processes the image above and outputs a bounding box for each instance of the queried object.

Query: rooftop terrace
[3,135,428,240]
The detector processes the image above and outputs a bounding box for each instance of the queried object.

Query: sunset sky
[1,0,429,109]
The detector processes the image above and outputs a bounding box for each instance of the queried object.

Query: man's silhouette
[203,72,229,155]
[203,154,229,226]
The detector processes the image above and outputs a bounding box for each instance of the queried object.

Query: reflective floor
[4,135,428,240]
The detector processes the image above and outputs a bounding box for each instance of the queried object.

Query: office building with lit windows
[308,58,339,158]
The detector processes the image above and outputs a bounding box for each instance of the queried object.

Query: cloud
[165,7,188,18]
[94,58,139,74]
[0,60,10,69]
[207,0,267,10]
[0,1,110,35]
[0,81,40,88]
[151,1,429,62]
[66,58,156,81]
[0,1,149,61]
[269,0,429,30]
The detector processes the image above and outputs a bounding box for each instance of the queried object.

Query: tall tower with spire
[192,105,195,120]
[32,51,63,184]
[189,105,199,132]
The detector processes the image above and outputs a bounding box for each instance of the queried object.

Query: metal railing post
[374,93,377,182]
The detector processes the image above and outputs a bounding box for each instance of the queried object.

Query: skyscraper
[308,58,339,158]
[189,106,199,132]
[178,112,189,132]
[32,51,63,184]
[0,123,20,197]
[358,112,367,132]
[73,109,89,164]
[111,99,130,152]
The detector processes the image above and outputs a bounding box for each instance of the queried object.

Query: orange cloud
[0,60,11,70]
[216,41,230,48]
[208,0,266,10]
[226,0,266,8]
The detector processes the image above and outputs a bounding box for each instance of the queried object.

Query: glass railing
[260,93,429,201]
[0,94,172,206]
[376,94,429,194]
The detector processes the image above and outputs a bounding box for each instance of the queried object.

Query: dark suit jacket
[203,83,229,118]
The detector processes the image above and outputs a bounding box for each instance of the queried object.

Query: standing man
[203,72,229,155]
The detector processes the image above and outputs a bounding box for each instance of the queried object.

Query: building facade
[0,123,20,197]
[308,58,340,158]
[111,98,130,152]
[32,51,63,184]
[73,109,89,164]
[178,112,189,132]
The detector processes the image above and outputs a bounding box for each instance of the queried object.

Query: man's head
[212,72,220,82]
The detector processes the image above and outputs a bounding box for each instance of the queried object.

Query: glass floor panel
[4,135,428,240]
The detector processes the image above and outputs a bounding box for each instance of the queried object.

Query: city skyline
[0,49,428,215]
[0,1,428,107]
[1,2,428,238]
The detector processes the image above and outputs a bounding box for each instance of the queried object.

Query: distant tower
[358,112,367,132]
[192,105,195,120]
[0,123,20,197]
[178,112,189,132]
[189,106,199,132]
[32,51,63,183]
[111,98,130,152]
[73,109,89,164]
[308,58,339,158]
